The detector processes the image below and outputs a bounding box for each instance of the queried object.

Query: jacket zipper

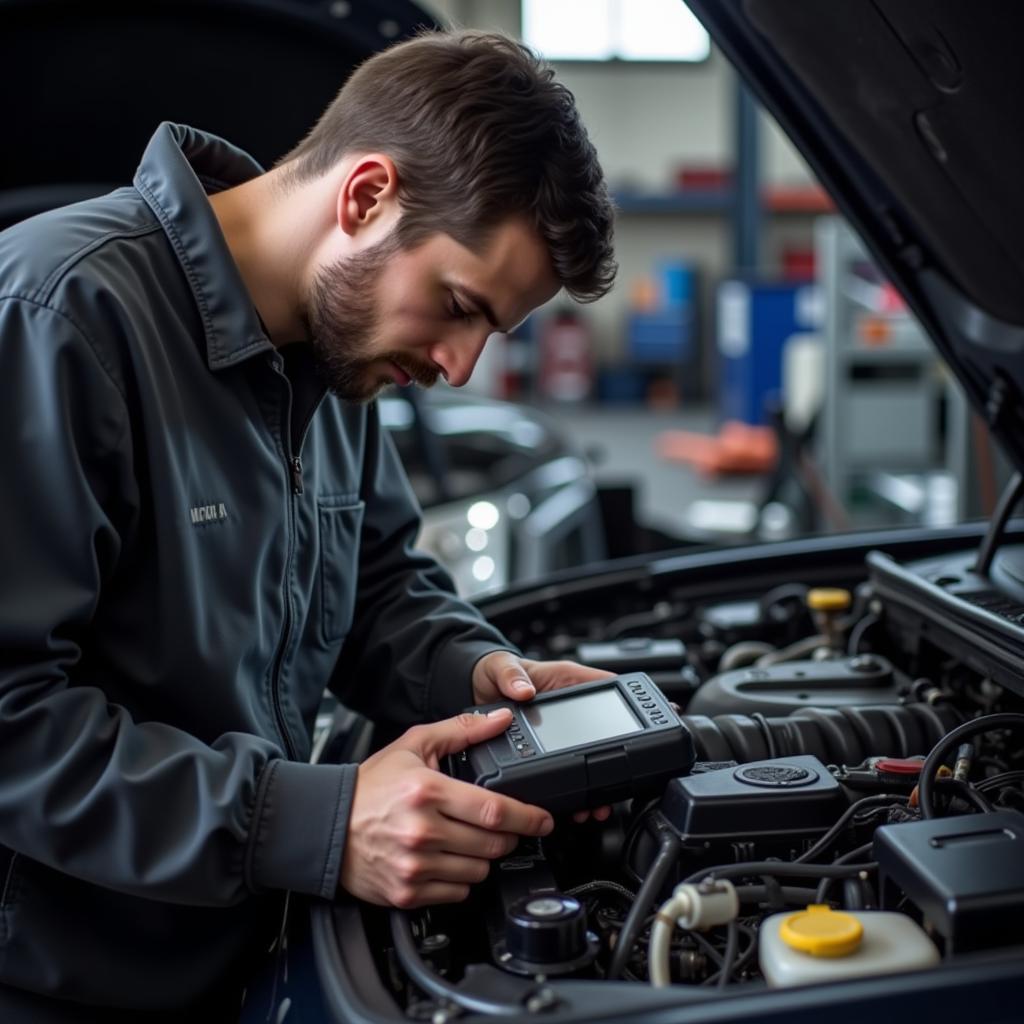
[268,364,326,760]
[267,364,300,760]
[0,851,18,908]
[287,392,324,496]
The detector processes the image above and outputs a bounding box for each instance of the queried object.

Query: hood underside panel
[746,0,1024,324]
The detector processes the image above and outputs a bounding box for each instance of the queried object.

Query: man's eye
[448,295,474,324]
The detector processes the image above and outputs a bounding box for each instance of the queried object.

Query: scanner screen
[524,687,643,752]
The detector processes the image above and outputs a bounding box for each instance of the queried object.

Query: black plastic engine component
[574,638,701,701]
[700,599,764,639]
[874,810,1024,953]
[869,549,1024,698]
[681,702,961,766]
[700,584,814,648]
[495,893,599,977]
[576,638,687,673]
[688,655,902,717]
[657,755,848,846]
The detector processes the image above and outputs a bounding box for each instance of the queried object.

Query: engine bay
[322,522,1024,1021]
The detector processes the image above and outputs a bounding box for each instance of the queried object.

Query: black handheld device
[445,673,696,813]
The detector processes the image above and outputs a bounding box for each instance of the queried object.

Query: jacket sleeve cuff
[427,641,522,720]
[246,760,357,899]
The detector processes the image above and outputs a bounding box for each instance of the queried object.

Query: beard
[305,233,439,402]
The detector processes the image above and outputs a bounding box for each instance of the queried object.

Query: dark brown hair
[280,29,616,303]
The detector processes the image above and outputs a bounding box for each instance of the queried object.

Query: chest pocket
[318,496,366,644]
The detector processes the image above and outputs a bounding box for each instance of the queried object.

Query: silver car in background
[381,387,605,596]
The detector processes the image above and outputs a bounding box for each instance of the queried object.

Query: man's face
[304,217,559,402]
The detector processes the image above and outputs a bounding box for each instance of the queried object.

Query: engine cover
[657,755,849,848]
[688,656,903,716]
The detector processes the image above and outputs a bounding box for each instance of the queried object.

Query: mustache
[391,353,441,388]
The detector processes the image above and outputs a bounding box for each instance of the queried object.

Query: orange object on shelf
[630,276,659,312]
[656,420,778,476]
[761,184,835,213]
[858,315,892,346]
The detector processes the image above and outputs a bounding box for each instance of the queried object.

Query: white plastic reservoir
[759,904,939,988]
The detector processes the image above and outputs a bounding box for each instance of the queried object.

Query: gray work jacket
[0,122,510,1010]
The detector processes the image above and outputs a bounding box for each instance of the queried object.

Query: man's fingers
[387,851,495,909]
[473,651,536,700]
[397,852,493,886]
[492,658,535,700]
[519,658,616,693]
[436,775,554,837]
[572,804,613,824]
[391,882,473,909]
[403,708,514,761]
[434,818,520,860]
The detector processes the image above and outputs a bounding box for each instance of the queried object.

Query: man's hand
[339,708,554,908]
[471,651,615,705]
[472,651,616,823]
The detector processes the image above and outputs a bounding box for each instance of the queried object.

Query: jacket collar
[133,122,273,371]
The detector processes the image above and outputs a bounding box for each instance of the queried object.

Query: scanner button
[642,701,655,709]
[520,748,536,757]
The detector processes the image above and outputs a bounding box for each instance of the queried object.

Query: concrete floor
[526,401,765,542]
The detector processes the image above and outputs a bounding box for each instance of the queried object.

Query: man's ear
[336,154,399,237]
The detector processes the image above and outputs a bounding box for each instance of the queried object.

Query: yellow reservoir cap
[779,905,863,958]
[806,588,852,612]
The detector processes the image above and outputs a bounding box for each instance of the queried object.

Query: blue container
[716,278,822,425]
[658,260,695,308]
[626,310,694,364]
[627,261,697,365]
[597,367,648,403]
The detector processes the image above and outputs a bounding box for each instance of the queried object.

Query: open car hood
[689,1,1024,474]
[0,0,438,223]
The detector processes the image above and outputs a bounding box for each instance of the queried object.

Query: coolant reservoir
[759,905,939,987]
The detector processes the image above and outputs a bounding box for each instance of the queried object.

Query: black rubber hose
[565,880,636,903]
[717,920,739,989]
[389,910,525,1017]
[684,859,876,886]
[703,921,758,986]
[815,841,876,902]
[734,884,820,906]
[977,769,1024,792]
[794,793,906,864]
[607,829,681,980]
[933,777,995,815]
[918,713,1024,819]
[682,703,960,765]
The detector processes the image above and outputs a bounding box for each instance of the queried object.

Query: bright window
[521,0,710,62]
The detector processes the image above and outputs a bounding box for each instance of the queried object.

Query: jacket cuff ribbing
[247,759,357,899]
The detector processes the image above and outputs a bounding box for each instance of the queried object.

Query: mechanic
[0,29,616,1021]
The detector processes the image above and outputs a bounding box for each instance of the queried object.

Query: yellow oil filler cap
[806,588,852,613]
[779,905,863,958]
